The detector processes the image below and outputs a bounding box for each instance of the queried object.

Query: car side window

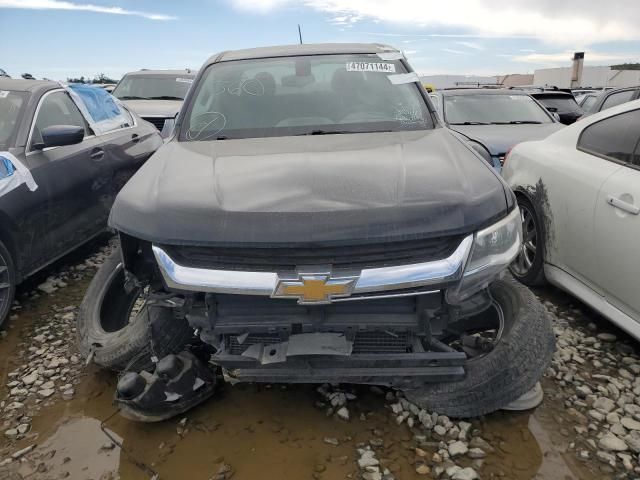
[67,84,133,133]
[578,109,640,165]
[600,90,635,111]
[30,91,87,150]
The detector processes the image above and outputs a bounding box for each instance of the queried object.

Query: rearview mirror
[36,125,85,149]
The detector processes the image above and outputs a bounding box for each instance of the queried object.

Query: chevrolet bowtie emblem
[273,273,359,304]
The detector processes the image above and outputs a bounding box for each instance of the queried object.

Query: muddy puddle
[0,254,611,480]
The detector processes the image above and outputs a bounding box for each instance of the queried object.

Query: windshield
[113,75,194,100]
[444,94,552,125]
[534,95,582,114]
[180,54,433,141]
[0,90,27,149]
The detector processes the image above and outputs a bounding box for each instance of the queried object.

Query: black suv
[78,43,554,421]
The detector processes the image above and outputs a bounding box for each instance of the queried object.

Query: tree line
[66,73,120,84]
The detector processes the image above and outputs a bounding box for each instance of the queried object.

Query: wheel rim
[512,203,538,277]
[0,252,11,316]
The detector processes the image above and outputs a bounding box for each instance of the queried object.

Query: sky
[0,0,639,80]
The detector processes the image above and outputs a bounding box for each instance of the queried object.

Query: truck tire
[77,248,193,371]
[405,276,555,418]
[0,240,16,329]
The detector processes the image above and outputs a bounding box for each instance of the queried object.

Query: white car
[503,99,640,337]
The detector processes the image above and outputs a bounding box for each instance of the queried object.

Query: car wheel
[510,197,546,286]
[0,240,16,329]
[404,275,555,418]
[77,248,193,371]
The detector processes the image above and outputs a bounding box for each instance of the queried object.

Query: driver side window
[30,91,88,151]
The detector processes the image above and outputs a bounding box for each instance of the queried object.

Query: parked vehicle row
[1,44,637,425]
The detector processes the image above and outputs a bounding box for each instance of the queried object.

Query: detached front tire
[77,248,193,371]
[405,276,555,418]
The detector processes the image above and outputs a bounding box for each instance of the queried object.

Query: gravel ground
[0,240,638,480]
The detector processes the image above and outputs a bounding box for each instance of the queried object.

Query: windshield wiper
[491,121,543,125]
[448,121,490,125]
[293,129,353,136]
[148,96,184,100]
[117,95,149,100]
[293,129,396,136]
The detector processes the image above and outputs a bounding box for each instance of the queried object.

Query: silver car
[112,69,196,134]
[503,99,640,338]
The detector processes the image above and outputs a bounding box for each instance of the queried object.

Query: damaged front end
[115,207,521,389]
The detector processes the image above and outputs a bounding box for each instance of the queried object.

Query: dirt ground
[0,238,637,480]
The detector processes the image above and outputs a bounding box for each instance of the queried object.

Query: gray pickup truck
[77,43,554,421]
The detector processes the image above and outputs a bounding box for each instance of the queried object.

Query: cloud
[230,0,640,45]
[441,48,469,55]
[455,41,485,51]
[0,0,176,20]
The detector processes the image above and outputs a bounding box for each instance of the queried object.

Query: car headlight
[447,207,522,303]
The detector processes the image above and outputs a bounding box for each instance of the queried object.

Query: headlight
[447,207,522,303]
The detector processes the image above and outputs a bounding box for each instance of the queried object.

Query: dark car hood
[110,129,509,246]
[449,123,564,156]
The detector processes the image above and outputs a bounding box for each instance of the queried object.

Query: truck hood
[110,129,509,246]
[449,123,564,156]
[120,99,183,118]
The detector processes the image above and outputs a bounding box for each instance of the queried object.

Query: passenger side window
[600,90,635,111]
[578,109,640,164]
[31,92,87,150]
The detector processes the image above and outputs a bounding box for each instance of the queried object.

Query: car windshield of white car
[445,94,553,126]
[180,54,434,140]
[113,75,193,101]
[0,90,27,149]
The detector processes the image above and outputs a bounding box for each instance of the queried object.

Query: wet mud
[0,244,625,480]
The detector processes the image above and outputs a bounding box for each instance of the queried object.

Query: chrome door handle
[607,195,640,215]
[90,149,104,161]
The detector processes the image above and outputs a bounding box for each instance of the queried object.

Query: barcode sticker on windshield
[0,91,9,99]
[346,62,396,73]
[176,78,193,83]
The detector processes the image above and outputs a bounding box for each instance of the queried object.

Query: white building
[534,65,640,88]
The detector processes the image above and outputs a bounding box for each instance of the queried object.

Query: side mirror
[36,125,85,149]
[551,112,561,122]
